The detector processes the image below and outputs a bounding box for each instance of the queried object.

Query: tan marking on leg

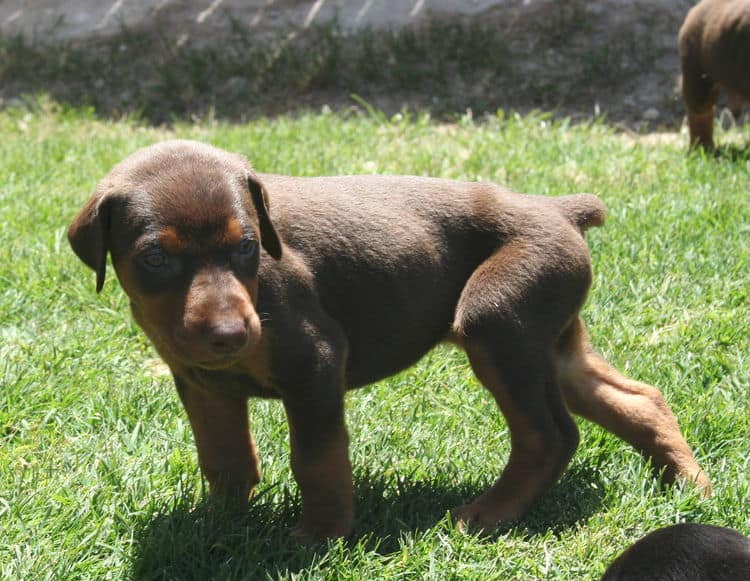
[557,318,711,495]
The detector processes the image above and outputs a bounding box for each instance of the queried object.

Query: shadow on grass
[130,462,606,579]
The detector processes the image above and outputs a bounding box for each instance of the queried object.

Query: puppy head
[68,140,282,369]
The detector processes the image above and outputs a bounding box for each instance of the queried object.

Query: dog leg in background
[676,0,750,151]
[175,378,261,506]
[680,65,718,150]
[556,318,711,493]
[726,91,747,119]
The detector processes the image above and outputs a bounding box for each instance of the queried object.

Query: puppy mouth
[169,329,254,370]
[192,353,244,370]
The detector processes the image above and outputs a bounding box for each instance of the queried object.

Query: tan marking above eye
[219,218,246,246]
[150,218,246,256]
[158,227,189,253]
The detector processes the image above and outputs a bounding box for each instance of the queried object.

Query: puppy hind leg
[452,338,580,531]
[556,318,711,494]
[725,91,746,120]
[451,242,585,530]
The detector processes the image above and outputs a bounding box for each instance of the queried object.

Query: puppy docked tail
[554,193,606,233]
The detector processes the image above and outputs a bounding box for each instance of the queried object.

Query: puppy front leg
[175,377,260,507]
[284,395,354,541]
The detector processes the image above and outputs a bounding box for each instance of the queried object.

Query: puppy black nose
[208,321,249,354]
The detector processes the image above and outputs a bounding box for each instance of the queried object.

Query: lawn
[1,101,748,580]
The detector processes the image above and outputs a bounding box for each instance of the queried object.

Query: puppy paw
[683,469,713,499]
[290,518,352,544]
[665,461,713,499]
[450,500,515,534]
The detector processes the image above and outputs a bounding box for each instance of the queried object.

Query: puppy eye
[238,239,256,255]
[231,239,259,272]
[140,250,168,271]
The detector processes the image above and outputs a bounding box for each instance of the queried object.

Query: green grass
[1,100,748,580]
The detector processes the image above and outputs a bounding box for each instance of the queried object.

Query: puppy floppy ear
[247,173,282,260]
[67,191,112,293]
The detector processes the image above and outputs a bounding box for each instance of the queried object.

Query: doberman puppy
[679,0,750,149]
[601,523,750,580]
[68,140,710,541]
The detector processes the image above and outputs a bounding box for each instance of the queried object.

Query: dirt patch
[0,0,717,127]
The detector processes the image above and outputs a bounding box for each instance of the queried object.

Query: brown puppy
[679,0,750,149]
[601,523,750,580]
[68,140,710,541]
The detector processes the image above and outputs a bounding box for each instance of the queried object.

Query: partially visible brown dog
[601,523,750,580]
[68,141,710,541]
[679,0,750,149]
